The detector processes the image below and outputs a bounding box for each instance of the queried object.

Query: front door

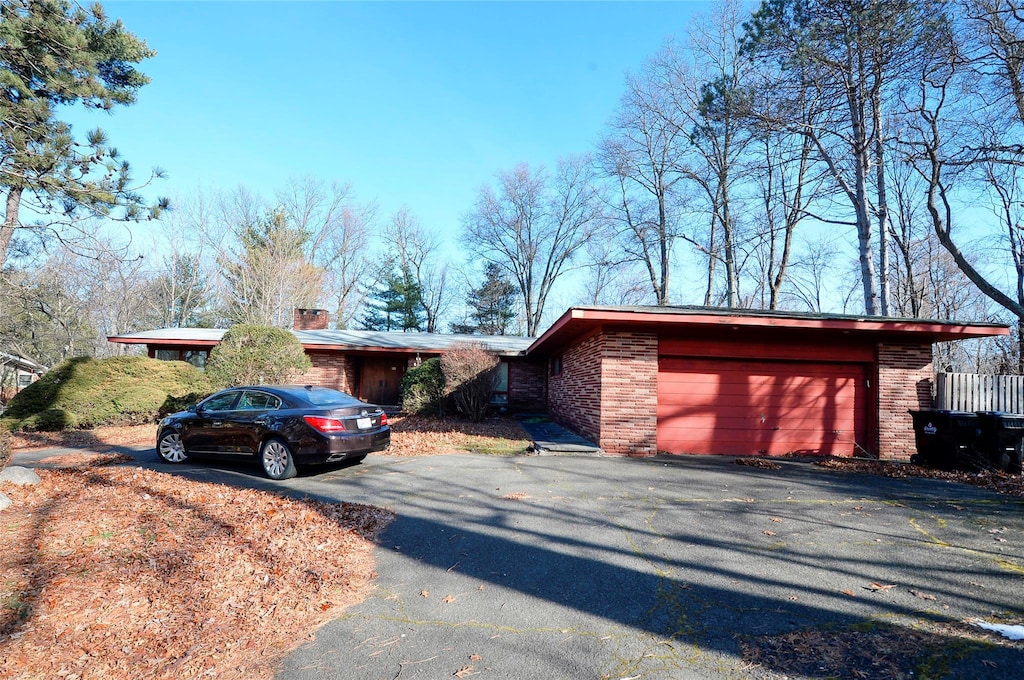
[360,359,405,405]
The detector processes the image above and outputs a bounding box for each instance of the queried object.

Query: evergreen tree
[0,0,167,267]
[359,267,425,332]
[452,263,518,335]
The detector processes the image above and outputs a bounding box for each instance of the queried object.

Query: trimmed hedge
[206,324,312,389]
[1,356,212,431]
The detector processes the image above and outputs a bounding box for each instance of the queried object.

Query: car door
[233,390,283,455]
[181,390,241,453]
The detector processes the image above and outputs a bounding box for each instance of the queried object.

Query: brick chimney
[293,308,329,331]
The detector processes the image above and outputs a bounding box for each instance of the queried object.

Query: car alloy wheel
[261,438,297,480]
[157,431,188,463]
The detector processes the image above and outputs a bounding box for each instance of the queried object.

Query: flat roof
[108,328,534,356]
[528,305,1011,353]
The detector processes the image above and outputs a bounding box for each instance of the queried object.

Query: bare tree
[462,158,602,335]
[744,0,948,315]
[385,208,452,333]
[598,47,691,305]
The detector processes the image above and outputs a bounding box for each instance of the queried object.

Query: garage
[657,357,869,456]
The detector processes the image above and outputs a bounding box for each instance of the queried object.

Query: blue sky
[73,1,710,247]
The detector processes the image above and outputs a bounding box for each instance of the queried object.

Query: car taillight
[380,412,388,426]
[303,416,346,433]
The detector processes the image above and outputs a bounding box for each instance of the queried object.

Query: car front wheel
[157,430,188,464]
[261,438,297,480]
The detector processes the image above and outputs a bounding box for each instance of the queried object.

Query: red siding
[658,358,868,456]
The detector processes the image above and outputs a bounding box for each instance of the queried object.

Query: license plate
[356,417,372,430]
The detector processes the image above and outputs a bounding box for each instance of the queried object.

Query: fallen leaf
[443,595,456,603]
[420,590,430,598]
[453,666,476,678]
[841,589,856,597]
[995,537,1007,542]
[770,517,782,523]
[853,505,864,511]
[469,654,482,661]
[763,530,777,536]
[951,504,965,511]
[866,583,896,592]
[910,590,936,600]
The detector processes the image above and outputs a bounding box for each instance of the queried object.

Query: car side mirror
[189,404,198,414]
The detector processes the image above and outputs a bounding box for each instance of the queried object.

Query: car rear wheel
[261,438,297,480]
[157,430,188,464]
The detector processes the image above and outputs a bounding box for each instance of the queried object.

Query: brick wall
[301,352,357,394]
[509,359,546,411]
[548,330,659,456]
[599,332,659,456]
[877,342,934,460]
[548,333,604,444]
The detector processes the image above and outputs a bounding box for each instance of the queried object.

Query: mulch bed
[0,457,393,680]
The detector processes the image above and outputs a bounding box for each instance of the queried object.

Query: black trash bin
[909,410,979,469]
[974,412,1024,474]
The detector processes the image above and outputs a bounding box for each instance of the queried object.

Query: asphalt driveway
[269,453,1022,680]
[14,447,1024,678]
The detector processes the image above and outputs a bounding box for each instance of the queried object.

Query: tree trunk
[1,187,23,268]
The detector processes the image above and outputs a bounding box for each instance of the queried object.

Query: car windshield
[298,387,363,407]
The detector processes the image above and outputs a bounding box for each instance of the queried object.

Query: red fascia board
[527,308,1009,353]
[107,337,220,347]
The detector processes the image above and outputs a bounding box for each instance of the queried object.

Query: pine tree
[0,0,167,267]
[360,267,425,332]
[452,263,517,335]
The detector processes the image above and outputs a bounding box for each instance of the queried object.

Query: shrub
[400,358,445,416]
[1,356,211,431]
[440,343,499,423]
[206,324,312,389]
[0,424,10,472]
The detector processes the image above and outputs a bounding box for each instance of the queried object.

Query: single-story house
[108,305,1009,460]
[0,350,47,403]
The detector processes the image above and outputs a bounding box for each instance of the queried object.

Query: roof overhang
[527,306,1011,354]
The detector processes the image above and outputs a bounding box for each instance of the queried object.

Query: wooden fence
[934,372,1024,413]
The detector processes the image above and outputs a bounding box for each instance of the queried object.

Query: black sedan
[156,385,390,479]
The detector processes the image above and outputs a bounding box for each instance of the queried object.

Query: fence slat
[938,372,1024,413]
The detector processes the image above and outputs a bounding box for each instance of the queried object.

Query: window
[17,373,32,388]
[201,391,240,412]
[154,349,179,361]
[491,361,509,405]
[551,355,562,377]
[238,391,281,411]
[183,350,207,370]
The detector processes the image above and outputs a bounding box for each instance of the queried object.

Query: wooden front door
[360,359,405,405]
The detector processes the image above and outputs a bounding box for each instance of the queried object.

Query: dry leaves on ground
[0,459,394,680]
[386,415,531,457]
[816,458,1024,497]
[8,424,155,452]
[741,619,1022,679]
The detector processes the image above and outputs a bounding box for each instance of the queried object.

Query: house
[108,305,1009,460]
[0,350,47,403]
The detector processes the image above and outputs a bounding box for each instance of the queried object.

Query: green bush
[1,356,211,431]
[0,424,10,472]
[400,358,445,415]
[206,324,312,389]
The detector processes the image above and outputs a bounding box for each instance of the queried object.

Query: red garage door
[658,357,868,456]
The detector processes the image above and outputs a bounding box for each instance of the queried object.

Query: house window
[491,361,509,405]
[183,350,207,370]
[154,349,180,361]
[551,355,562,377]
[17,373,31,388]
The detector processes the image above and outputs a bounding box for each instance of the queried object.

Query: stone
[0,466,41,486]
